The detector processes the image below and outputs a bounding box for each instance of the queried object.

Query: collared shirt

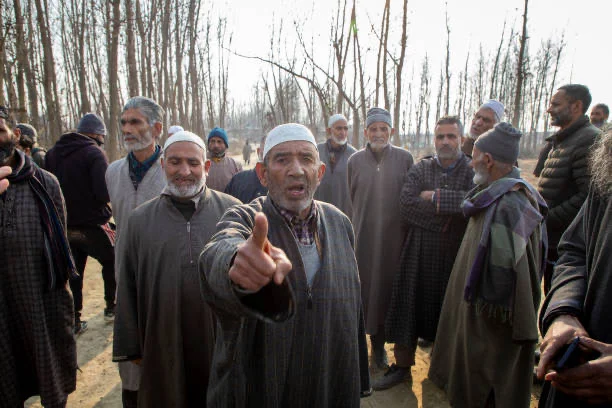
[128,145,161,190]
[274,200,317,245]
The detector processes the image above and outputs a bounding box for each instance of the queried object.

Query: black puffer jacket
[536,115,599,245]
[46,132,112,227]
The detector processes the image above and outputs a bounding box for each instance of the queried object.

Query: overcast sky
[219,0,611,112]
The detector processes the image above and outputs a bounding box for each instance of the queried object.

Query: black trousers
[68,224,116,318]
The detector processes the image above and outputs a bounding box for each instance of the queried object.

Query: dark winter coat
[539,189,612,408]
[536,116,599,246]
[46,132,111,227]
[224,169,268,203]
[200,197,370,407]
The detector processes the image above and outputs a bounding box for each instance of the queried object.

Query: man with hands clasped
[200,123,370,407]
[537,128,612,408]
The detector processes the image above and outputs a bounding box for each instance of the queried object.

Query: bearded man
[113,131,239,407]
[536,84,599,292]
[536,129,612,407]
[105,96,167,408]
[348,107,414,370]
[380,116,474,390]
[205,127,242,192]
[200,123,370,406]
[461,99,504,157]
[314,113,357,217]
[429,123,547,408]
[0,105,77,407]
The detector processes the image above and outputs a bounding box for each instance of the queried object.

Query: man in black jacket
[46,113,116,334]
[536,84,600,293]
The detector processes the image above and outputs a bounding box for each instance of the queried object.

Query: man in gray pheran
[200,123,370,407]
[113,131,239,407]
[348,107,414,369]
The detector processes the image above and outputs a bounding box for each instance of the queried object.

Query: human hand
[544,337,612,405]
[0,166,10,194]
[229,212,292,292]
[537,314,588,379]
[419,190,434,202]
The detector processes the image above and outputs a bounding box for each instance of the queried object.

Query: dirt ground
[27,158,542,408]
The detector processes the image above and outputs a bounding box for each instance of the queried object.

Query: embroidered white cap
[263,123,318,160]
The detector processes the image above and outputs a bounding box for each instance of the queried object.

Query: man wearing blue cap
[205,126,242,192]
[46,112,116,335]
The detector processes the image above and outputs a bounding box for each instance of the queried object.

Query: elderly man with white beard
[112,131,240,408]
[429,122,548,408]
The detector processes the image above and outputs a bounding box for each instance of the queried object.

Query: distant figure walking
[242,139,253,165]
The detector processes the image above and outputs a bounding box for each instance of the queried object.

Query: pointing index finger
[250,212,269,251]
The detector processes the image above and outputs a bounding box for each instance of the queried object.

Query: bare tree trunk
[489,19,506,99]
[126,0,139,97]
[34,0,63,140]
[106,0,121,161]
[444,3,451,116]
[392,0,408,145]
[512,0,529,128]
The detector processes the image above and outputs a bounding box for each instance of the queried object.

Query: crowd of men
[0,82,610,408]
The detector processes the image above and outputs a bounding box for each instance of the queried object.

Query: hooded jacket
[46,132,112,227]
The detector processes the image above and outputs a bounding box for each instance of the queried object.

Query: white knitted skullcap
[328,114,348,128]
[163,130,206,154]
[263,123,317,160]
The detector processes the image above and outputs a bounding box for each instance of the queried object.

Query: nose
[287,157,305,177]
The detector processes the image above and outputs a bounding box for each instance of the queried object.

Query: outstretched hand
[0,166,10,194]
[229,212,292,292]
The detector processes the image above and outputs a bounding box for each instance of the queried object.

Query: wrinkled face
[364,121,392,152]
[162,141,208,198]
[257,141,325,217]
[547,90,576,128]
[0,118,17,165]
[120,108,157,152]
[470,147,491,186]
[434,123,462,161]
[470,107,496,138]
[208,136,226,156]
[329,119,349,146]
[590,107,608,126]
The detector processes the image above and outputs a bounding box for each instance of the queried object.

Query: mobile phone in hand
[555,336,601,371]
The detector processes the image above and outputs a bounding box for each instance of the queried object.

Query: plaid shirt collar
[272,199,318,245]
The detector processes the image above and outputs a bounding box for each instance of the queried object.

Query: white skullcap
[328,113,348,128]
[168,125,184,135]
[478,100,505,122]
[263,123,318,160]
[163,130,206,154]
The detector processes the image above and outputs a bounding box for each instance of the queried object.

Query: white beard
[166,177,205,198]
[473,170,489,186]
[124,129,154,152]
[331,135,348,146]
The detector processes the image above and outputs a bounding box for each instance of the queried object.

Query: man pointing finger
[200,123,371,406]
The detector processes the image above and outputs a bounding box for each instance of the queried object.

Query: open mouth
[287,183,306,197]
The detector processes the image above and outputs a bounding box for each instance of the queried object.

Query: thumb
[250,212,269,250]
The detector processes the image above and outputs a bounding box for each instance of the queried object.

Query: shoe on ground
[372,364,412,391]
[104,304,116,322]
[74,320,88,336]
[417,338,433,348]
[373,345,389,370]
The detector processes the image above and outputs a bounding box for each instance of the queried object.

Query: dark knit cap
[77,113,107,136]
[474,122,522,164]
[366,107,392,128]
[208,127,229,148]
[16,123,38,145]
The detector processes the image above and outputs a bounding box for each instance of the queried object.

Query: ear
[391,127,396,136]
[204,159,211,175]
[153,122,163,138]
[255,162,268,187]
[484,153,495,170]
[326,127,331,136]
[317,162,326,184]
[161,157,166,169]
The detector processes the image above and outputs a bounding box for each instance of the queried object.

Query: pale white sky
[220,0,611,112]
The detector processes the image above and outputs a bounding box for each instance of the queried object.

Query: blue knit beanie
[208,127,229,148]
[78,113,106,136]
